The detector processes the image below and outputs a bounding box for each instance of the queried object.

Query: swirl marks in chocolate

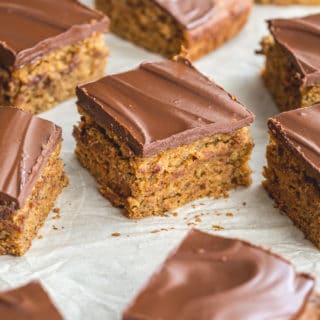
[154,0,216,29]
[0,107,61,213]
[76,59,254,158]
[0,282,63,320]
[123,229,314,320]
[269,14,320,87]
[0,0,109,68]
[269,103,320,183]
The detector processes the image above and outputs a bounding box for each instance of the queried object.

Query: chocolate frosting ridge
[77,58,254,158]
[269,13,320,87]
[154,0,215,29]
[123,229,314,320]
[0,107,61,214]
[0,281,63,320]
[268,103,320,184]
[0,0,109,68]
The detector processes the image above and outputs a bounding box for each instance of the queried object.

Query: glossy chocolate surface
[0,0,109,68]
[123,229,314,320]
[77,58,254,158]
[269,13,320,87]
[269,103,320,183]
[0,107,61,214]
[0,282,62,320]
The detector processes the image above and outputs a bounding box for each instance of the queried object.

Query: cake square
[259,14,320,111]
[264,104,320,249]
[95,0,252,61]
[123,229,316,319]
[0,281,62,319]
[0,107,68,256]
[73,58,254,218]
[0,0,109,114]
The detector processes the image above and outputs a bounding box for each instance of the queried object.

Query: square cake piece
[0,281,62,319]
[95,0,252,61]
[259,14,320,111]
[264,104,320,249]
[0,0,109,114]
[0,107,68,256]
[74,58,254,219]
[123,229,317,320]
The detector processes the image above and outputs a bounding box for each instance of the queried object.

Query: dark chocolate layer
[268,103,320,184]
[0,107,61,215]
[0,281,62,320]
[0,0,109,68]
[76,58,254,158]
[154,0,215,29]
[123,229,314,320]
[269,13,320,87]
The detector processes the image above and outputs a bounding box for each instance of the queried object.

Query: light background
[1,2,320,319]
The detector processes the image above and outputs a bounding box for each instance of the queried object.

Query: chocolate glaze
[123,229,314,320]
[0,281,63,320]
[0,107,61,216]
[76,58,254,158]
[269,13,320,87]
[0,0,109,68]
[269,103,320,184]
[154,0,215,29]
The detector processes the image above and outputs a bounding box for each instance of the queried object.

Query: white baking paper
[1,2,320,319]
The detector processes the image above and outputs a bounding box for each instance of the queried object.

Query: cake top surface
[0,281,62,320]
[269,103,320,182]
[154,0,215,29]
[0,0,109,68]
[77,58,254,158]
[123,229,314,320]
[269,13,320,87]
[0,107,61,215]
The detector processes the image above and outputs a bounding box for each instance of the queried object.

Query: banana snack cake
[0,107,68,256]
[74,58,254,219]
[95,0,252,61]
[0,0,109,114]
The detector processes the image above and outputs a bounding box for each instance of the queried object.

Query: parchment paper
[1,2,320,319]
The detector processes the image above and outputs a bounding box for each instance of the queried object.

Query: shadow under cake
[73,58,255,219]
[0,107,68,256]
[0,0,109,114]
[0,281,63,320]
[264,103,320,249]
[258,14,320,111]
[95,0,252,61]
[123,229,318,320]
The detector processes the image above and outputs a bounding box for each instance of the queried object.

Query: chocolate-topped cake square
[264,104,320,249]
[123,229,318,319]
[0,281,62,319]
[95,0,252,61]
[0,107,68,256]
[259,14,320,111]
[73,58,254,218]
[0,0,109,114]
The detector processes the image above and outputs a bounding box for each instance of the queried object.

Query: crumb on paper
[191,205,196,209]
[52,225,58,231]
[242,202,247,206]
[226,212,234,217]
[212,225,225,231]
[38,235,43,239]
[151,229,160,234]
[194,216,202,223]
[53,207,60,214]
[187,222,197,227]
[111,233,121,237]
[52,207,61,220]
[172,212,178,217]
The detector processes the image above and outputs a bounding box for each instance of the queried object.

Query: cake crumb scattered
[111,232,121,237]
[194,215,202,223]
[37,235,43,239]
[212,225,225,231]
[53,207,60,214]
[172,212,178,217]
[52,225,58,231]
[226,212,234,217]
[242,202,247,206]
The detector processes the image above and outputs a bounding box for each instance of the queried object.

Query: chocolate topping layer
[0,107,62,214]
[269,13,320,87]
[269,103,320,184]
[154,0,215,29]
[0,282,62,320]
[76,58,254,158]
[123,229,314,320]
[0,0,109,68]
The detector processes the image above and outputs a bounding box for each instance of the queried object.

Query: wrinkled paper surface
[1,2,320,319]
